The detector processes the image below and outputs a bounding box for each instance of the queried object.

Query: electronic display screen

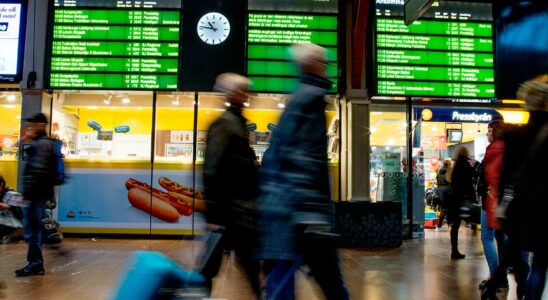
[0,1,26,82]
[47,0,182,90]
[373,1,495,98]
[247,13,338,93]
[447,129,463,143]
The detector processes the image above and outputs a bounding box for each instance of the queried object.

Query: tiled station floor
[0,227,537,300]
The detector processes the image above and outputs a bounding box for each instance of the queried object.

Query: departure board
[48,0,181,90]
[374,1,494,98]
[247,13,338,93]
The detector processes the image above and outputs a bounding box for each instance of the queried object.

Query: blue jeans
[22,201,46,267]
[481,209,505,276]
[526,252,547,300]
[264,247,349,300]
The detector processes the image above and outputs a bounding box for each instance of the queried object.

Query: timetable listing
[50,57,178,73]
[377,65,494,82]
[52,41,179,57]
[376,19,492,37]
[50,73,178,89]
[377,49,493,67]
[53,25,179,41]
[377,80,494,97]
[54,10,180,25]
[377,34,492,52]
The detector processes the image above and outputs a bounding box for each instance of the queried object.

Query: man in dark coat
[258,44,349,300]
[16,113,56,277]
[482,75,548,300]
[201,73,261,298]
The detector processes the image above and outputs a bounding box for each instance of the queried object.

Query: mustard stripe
[61,227,194,235]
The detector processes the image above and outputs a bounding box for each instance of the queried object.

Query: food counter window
[152,93,198,234]
[0,92,21,188]
[52,91,153,160]
[369,104,408,204]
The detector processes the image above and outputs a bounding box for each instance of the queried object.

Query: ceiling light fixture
[277,103,285,109]
[6,94,16,102]
[172,96,180,105]
[121,96,130,104]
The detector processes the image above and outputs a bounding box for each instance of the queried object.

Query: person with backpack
[15,113,63,277]
[436,158,452,228]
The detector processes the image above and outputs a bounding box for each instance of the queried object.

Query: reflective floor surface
[0,226,542,300]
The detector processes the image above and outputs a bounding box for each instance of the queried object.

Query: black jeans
[22,201,46,267]
[450,216,462,252]
[489,229,530,299]
[201,226,261,297]
[526,251,547,300]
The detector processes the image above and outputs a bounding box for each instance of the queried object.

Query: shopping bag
[0,210,22,229]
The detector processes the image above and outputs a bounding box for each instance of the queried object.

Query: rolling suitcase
[112,231,222,300]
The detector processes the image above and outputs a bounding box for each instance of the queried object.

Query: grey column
[17,0,51,192]
[345,89,370,201]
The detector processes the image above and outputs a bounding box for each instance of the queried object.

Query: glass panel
[0,92,22,189]
[52,91,154,235]
[152,93,196,235]
[369,104,408,219]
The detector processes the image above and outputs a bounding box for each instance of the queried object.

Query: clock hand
[199,26,214,30]
[208,22,218,32]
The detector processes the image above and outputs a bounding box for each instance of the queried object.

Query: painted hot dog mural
[125,177,205,223]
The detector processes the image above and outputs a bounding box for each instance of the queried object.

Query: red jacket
[482,140,505,229]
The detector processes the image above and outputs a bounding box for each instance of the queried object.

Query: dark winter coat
[448,155,476,222]
[22,133,56,201]
[203,105,259,231]
[501,110,548,253]
[436,165,451,209]
[258,74,333,260]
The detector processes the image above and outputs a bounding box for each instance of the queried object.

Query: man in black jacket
[16,113,56,277]
[201,73,261,298]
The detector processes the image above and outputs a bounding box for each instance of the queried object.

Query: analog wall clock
[197,12,230,45]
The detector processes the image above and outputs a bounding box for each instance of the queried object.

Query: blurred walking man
[202,73,261,299]
[15,113,55,276]
[258,44,349,300]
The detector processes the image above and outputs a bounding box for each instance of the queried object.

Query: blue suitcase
[112,232,222,300]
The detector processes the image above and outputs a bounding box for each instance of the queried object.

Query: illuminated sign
[414,107,500,123]
[47,0,182,90]
[247,13,338,93]
[0,1,25,82]
[374,1,495,98]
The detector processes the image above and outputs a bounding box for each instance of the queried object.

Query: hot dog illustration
[158,177,205,200]
[125,178,193,216]
[158,177,206,212]
[127,188,180,222]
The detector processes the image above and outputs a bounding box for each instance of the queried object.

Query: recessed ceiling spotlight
[7,94,16,102]
[277,103,285,109]
[122,97,130,104]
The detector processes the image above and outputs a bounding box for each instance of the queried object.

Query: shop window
[369,104,408,203]
[0,92,22,188]
[52,91,156,235]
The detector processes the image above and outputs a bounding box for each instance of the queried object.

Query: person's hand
[206,223,226,232]
[0,203,9,210]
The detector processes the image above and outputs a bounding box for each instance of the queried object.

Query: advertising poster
[0,3,21,76]
[57,168,205,234]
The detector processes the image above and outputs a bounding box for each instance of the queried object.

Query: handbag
[497,123,548,220]
[459,194,481,224]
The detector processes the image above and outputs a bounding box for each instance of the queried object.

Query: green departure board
[247,13,338,93]
[48,1,181,90]
[374,2,494,98]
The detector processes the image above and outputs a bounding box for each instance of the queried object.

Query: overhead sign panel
[246,13,339,93]
[47,0,182,90]
[373,1,495,98]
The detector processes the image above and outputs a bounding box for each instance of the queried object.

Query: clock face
[197,12,230,45]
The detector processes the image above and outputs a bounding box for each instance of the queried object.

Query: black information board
[48,0,182,90]
[373,1,495,98]
[246,12,339,93]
